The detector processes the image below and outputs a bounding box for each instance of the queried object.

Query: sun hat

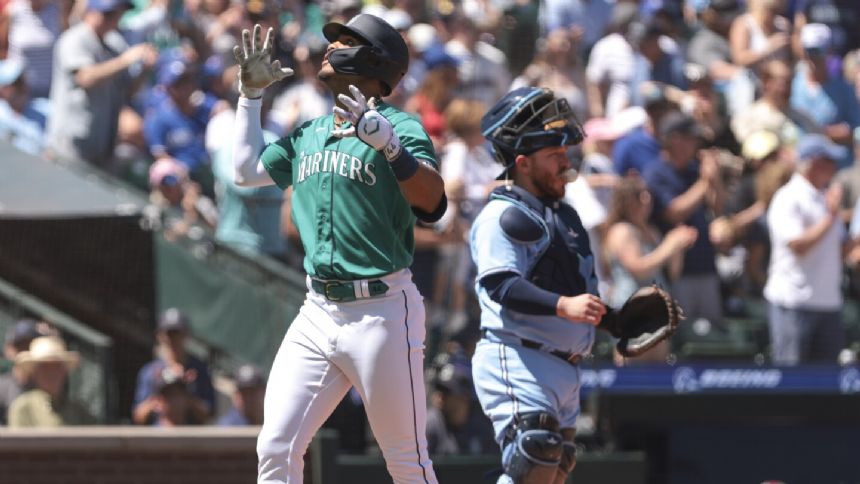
[15,336,80,376]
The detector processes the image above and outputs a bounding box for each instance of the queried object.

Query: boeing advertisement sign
[579,365,860,395]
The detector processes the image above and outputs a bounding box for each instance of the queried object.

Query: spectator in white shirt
[764,134,849,365]
[585,2,638,118]
[444,12,511,108]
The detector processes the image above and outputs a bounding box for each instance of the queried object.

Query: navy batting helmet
[481,87,584,179]
[322,14,409,96]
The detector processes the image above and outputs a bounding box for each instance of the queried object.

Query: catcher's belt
[482,329,583,366]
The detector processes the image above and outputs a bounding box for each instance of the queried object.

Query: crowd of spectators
[1,0,860,459]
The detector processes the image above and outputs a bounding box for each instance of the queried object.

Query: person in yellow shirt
[8,335,93,427]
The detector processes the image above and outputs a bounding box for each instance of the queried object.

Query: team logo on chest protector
[295,149,378,186]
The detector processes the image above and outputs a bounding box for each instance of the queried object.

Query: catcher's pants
[471,333,583,445]
[257,269,437,484]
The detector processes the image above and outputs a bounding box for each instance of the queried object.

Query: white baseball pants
[257,269,438,484]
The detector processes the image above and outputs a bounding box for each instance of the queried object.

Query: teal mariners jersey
[260,102,437,280]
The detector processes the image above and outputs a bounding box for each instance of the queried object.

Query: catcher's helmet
[481,87,584,179]
[323,14,409,96]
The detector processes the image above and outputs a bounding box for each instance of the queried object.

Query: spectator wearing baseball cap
[628,19,687,104]
[687,0,742,83]
[612,83,672,177]
[143,56,228,194]
[792,0,860,59]
[790,24,860,169]
[7,335,94,427]
[217,364,266,426]
[45,0,157,169]
[765,133,848,365]
[424,351,495,455]
[644,111,726,335]
[676,64,726,144]
[147,156,219,237]
[132,308,215,425]
[567,117,621,225]
[149,365,194,426]
[423,44,459,71]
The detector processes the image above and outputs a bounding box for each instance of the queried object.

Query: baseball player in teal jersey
[231,15,446,484]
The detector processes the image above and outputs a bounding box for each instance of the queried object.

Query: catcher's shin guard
[503,412,564,484]
[552,428,577,484]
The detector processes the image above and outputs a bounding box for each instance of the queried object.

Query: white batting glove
[332,85,403,161]
[232,24,294,99]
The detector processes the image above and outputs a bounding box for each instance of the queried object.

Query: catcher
[470,87,681,484]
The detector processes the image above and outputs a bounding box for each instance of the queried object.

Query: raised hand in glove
[232,24,294,99]
[332,85,403,161]
[598,284,684,357]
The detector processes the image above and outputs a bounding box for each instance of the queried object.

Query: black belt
[482,329,582,366]
[310,278,389,302]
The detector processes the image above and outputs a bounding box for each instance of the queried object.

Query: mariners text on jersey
[259,102,437,280]
[295,149,378,186]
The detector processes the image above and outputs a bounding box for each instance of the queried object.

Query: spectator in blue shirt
[217,364,265,426]
[132,308,215,425]
[644,111,726,331]
[613,84,673,176]
[148,365,195,427]
[629,20,687,108]
[539,0,614,55]
[144,58,228,193]
[791,23,860,168]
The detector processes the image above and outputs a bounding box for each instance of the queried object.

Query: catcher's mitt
[598,285,684,357]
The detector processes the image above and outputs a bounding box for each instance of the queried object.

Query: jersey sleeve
[393,113,438,169]
[470,203,532,280]
[259,132,297,190]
